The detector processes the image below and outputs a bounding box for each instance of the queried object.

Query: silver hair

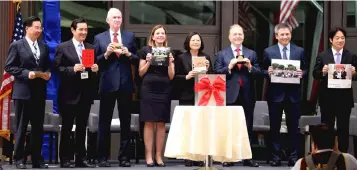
[107,8,122,19]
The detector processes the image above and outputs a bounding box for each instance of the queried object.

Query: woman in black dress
[174,32,212,167]
[138,25,174,167]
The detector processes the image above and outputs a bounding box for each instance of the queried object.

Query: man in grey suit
[4,16,51,169]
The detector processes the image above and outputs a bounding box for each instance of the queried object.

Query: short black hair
[23,16,41,27]
[310,124,335,150]
[70,18,87,30]
[328,27,346,40]
[183,32,204,52]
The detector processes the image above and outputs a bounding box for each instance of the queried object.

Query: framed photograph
[194,74,226,106]
[151,47,170,66]
[271,59,301,84]
[328,64,352,88]
[192,56,207,73]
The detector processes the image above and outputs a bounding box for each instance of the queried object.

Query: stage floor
[2,161,294,169]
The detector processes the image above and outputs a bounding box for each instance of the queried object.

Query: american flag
[280,0,299,29]
[238,1,255,31]
[0,3,23,140]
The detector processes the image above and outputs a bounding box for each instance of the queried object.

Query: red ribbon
[194,75,226,106]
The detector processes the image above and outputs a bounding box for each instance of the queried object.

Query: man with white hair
[215,24,261,167]
[94,8,138,167]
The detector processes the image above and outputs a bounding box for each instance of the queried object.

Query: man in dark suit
[94,8,138,167]
[54,18,98,168]
[333,67,347,79]
[313,27,357,153]
[4,16,51,169]
[215,24,261,167]
[263,23,308,167]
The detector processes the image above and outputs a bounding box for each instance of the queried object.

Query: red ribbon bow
[194,76,226,106]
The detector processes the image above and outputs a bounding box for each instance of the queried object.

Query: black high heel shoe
[154,161,166,167]
[146,162,155,167]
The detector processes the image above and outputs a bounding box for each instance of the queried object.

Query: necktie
[335,52,341,64]
[282,46,288,60]
[235,48,243,87]
[78,44,83,63]
[33,42,39,65]
[113,33,120,56]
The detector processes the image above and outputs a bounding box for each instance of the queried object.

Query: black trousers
[59,99,91,161]
[268,96,300,162]
[97,91,132,161]
[227,88,255,155]
[14,99,45,164]
[320,104,351,152]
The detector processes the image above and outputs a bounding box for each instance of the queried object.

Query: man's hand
[91,64,99,72]
[74,64,84,72]
[297,69,302,78]
[322,65,329,76]
[121,46,131,57]
[28,71,36,79]
[243,58,252,70]
[228,58,239,70]
[186,70,197,80]
[352,66,356,75]
[268,66,273,77]
[42,72,51,80]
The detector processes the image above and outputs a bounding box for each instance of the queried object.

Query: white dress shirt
[278,42,290,60]
[25,36,40,60]
[231,44,243,58]
[72,38,85,63]
[331,47,343,64]
[109,29,122,45]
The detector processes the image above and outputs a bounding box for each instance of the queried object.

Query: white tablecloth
[164,106,252,162]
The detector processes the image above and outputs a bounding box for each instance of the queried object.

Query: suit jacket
[54,40,98,105]
[94,30,138,94]
[214,46,261,104]
[262,44,308,103]
[174,51,213,102]
[4,39,50,100]
[313,48,357,108]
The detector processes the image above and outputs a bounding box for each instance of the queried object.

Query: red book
[82,49,94,68]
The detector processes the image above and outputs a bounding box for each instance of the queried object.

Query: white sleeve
[291,158,303,170]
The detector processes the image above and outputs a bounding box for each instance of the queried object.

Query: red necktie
[113,33,120,56]
[235,48,243,87]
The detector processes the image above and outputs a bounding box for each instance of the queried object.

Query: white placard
[328,64,352,88]
[271,59,301,84]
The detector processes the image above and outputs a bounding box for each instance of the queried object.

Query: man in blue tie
[54,18,98,168]
[262,23,308,167]
[313,27,357,153]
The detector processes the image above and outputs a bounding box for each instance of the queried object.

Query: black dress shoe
[222,162,234,167]
[270,160,282,167]
[243,160,259,167]
[32,163,49,169]
[119,160,131,167]
[60,161,75,168]
[288,159,297,166]
[155,162,165,167]
[16,163,27,169]
[185,160,193,167]
[98,160,111,167]
[75,160,95,168]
